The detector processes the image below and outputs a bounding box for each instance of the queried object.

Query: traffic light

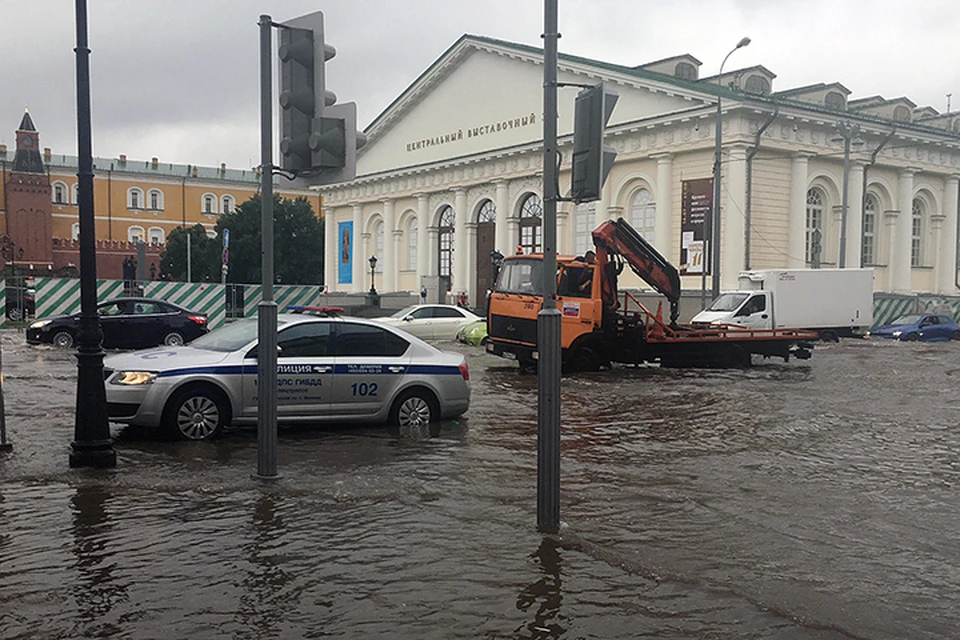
[278,11,366,185]
[570,83,619,203]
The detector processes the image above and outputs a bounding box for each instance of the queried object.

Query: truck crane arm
[592,218,682,325]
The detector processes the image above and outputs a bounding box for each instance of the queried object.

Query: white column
[789,154,810,268]
[846,162,865,268]
[893,169,916,293]
[351,203,363,293]
[416,194,430,282]
[653,153,673,257]
[381,198,396,293]
[594,181,611,229]
[454,189,468,294]
[940,175,959,293]
[931,213,946,293]
[324,204,337,290]
[556,202,569,255]
[465,221,478,306]
[721,145,747,290]
[883,209,899,292]
[495,180,509,254]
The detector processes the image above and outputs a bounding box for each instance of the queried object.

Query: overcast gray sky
[3,0,958,171]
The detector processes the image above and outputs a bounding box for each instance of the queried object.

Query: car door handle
[314,365,334,373]
[388,366,406,373]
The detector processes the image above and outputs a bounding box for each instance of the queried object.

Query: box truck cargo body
[691,269,874,340]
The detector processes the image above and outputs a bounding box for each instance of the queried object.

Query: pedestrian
[420,285,427,304]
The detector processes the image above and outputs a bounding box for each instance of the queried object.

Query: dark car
[5,286,35,321]
[26,297,208,349]
[867,313,960,342]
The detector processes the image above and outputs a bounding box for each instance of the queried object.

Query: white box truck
[691,268,874,341]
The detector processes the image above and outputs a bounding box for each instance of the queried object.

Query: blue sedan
[868,314,960,342]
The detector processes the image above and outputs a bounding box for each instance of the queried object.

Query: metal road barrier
[143,282,226,330]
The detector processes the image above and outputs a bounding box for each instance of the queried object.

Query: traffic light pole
[255,14,279,481]
[538,0,562,535]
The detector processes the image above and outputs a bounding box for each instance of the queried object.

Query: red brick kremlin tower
[4,108,54,271]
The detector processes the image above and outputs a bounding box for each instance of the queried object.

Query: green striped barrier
[143,282,226,329]
[0,279,5,327]
[35,278,126,319]
[872,295,916,329]
[240,284,325,317]
[921,296,960,321]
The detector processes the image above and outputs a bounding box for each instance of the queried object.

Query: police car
[103,314,471,440]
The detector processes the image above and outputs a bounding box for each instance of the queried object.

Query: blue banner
[338,221,353,285]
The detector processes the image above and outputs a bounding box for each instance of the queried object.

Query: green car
[456,319,488,347]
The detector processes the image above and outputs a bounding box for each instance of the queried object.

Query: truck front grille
[489,313,538,346]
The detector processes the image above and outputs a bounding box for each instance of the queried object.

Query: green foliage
[159,224,220,282]
[159,194,324,285]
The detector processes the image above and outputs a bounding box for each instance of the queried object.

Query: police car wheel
[390,390,437,429]
[165,386,228,440]
[163,332,185,346]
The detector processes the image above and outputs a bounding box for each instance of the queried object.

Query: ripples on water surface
[0,332,958,638]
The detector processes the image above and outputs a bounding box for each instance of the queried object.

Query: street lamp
[368,255,378,295]
[832,120,864,268]
[711,36,751,301]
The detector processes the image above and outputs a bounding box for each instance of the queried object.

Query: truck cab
[692,291,772,330]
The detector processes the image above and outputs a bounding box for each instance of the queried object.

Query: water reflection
[233,490,295,639]
[515,536,565,639]
[70,482,129,634]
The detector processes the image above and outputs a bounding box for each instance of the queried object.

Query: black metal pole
[254,14,279,481]
[537,0,562,534]
[70,0,116,468]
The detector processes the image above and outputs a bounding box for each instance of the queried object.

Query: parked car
[26,297,208,349]
[102,314,471,440]
[374,304,482,340]
[5,285,35,321]
[456,319,489,347]
[867,313,960,342]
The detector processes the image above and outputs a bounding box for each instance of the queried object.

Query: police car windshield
[189,318,290,352]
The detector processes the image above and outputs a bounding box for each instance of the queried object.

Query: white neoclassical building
[320,35,960,307]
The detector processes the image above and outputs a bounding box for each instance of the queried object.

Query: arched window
[893,106,912,122]
[407,218,418,270]
[519,193,542,254]
[127,187,144,210]
[52,181,68,205]
[630,188,656,241]
[71,223,80,241]
[574,202,595,256]
[477,199,496,223]
[202,194,217,215]
[374,221,384,273]
[438,205,455,277]
[148,227,165,245]
[221,194,235,214]
[805,188,825,266]
[128,225,145,243]
[148,188,164,211]
[862,193,878,266]
[674,62,697,80]
[744,75,770,95]
[825,91,846,110]
[71,183,79,204]
[911,198,925,266]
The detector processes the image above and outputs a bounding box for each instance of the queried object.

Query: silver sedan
[103,314,471,440]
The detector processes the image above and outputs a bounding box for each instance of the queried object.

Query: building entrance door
[475,220,495,309]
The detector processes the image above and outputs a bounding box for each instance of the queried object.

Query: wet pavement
[0,328,959,639]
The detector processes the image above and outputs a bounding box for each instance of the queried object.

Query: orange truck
[485,218,816,370]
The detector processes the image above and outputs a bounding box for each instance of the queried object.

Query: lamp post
[368,255,378,295]
[711,36,751,301]
[833,120,864,268]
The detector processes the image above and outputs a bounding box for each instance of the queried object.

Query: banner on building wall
[338,221,353,285]
[680,178,713,276]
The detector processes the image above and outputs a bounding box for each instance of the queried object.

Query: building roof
[17,109,36,132]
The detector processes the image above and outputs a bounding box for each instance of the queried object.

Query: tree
[214,194,324,285]
[159,224,219,282]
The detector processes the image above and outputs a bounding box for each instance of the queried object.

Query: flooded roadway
[0,328,958,639]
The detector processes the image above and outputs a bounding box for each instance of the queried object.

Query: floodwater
[0,328,958,639]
